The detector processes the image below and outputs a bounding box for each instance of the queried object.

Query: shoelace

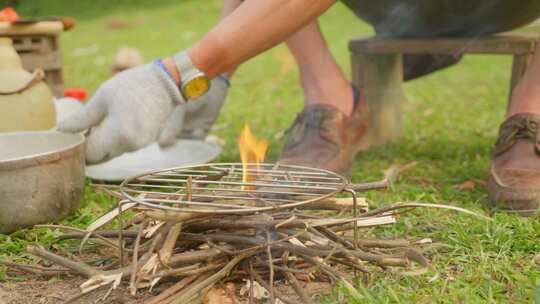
[495,114,540,156]
[283,108,338,149]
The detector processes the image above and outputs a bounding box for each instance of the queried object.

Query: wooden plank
[19,51,62,70]
[48,82,64,98]
[510,54,533,92]
[11,36,55,53]
[43,69,64,97]
[0,21,63,36]
[350,35,538,55]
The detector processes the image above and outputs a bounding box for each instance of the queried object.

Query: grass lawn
[2,0,540,302]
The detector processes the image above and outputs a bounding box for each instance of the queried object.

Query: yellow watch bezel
[181,75,210,100]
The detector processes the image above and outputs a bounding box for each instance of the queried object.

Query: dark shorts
[341,0,540,37]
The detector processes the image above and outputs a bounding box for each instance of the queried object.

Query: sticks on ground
[16,174,471,303]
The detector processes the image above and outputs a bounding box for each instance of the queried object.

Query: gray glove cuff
[153,61,186,104]
[217,75,231,87]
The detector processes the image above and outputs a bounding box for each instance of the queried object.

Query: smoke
[376,2,422,38]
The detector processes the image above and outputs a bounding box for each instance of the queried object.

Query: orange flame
[237,124,268,190]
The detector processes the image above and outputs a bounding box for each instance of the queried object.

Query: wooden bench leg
[351,52,406,150]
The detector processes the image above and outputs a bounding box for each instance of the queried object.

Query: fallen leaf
[414,238,433,245]
[105,18,131,30]
[239,280,269,300]
[454,180,476,190]
[383,162,417,183]
[203,283,238,304]
[423,108,434,116]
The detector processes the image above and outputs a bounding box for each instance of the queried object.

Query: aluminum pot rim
[0,131,85,170]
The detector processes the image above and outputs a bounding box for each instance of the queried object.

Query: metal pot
[0,131,85,234]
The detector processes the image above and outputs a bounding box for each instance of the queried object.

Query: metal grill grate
[119,163,349,214]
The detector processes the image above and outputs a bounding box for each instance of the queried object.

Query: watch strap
[173,51,199,86]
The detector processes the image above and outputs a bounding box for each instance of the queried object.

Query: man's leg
[286,21,354,115]
[277,21,369,175]
[179,0,362,175]
[488,40,540,216]
[219,2,353,115]
[507,44,540,117]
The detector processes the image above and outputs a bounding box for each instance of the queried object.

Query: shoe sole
[487,168,540,218]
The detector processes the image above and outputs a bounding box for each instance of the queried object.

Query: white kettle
[0,37,56,132]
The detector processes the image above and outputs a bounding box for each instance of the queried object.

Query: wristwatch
[174,51,211,101]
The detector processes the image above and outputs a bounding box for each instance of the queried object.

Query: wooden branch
[36,225,123,250]
[250,270,302,304]
[248,260,255,304]
[26,245,99,278]
[296,197,369,211]
[142,209,210,222]
[129,223,146,296]
[168,247,228,268]
[57,230,139,240]
[0,260,69,276]
[159,223,183,266]
[169,250,258,304]
[356,238,411,248]
[146,275,200,304]
[283,271,316,304]
[266,230,275,304]
[154,263,225,280]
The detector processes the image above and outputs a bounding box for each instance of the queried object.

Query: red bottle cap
[0,7,20,22]
[64,88,88,101]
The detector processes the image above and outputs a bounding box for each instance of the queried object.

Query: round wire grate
[119,163,348,214]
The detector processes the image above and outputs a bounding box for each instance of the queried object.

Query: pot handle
[0,69,45,95]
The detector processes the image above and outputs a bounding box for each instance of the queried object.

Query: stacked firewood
[21,194,444,304]
[6,163,487,303]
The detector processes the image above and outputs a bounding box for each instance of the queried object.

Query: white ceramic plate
[86,140,222,181]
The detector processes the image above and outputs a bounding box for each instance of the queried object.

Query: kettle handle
[0,69,45,95]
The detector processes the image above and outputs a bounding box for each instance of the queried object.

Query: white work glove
[58,61,228,164]
[161,75,229,142]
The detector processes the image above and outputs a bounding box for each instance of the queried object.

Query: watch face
[183,75,210,100]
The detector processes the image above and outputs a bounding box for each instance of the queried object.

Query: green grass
[3,1,540,302]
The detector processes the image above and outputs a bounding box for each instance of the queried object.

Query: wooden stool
[349,34,539,149]
[0,21,67,97]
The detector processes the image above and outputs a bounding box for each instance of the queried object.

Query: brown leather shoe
[488,113,540,217]
[278,94,368,176]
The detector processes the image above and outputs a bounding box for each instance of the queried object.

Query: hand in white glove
[58,61,228,164]
[159,75,229,143]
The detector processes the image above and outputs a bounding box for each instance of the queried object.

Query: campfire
[238,123,268,190]
[12,125,478,303]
